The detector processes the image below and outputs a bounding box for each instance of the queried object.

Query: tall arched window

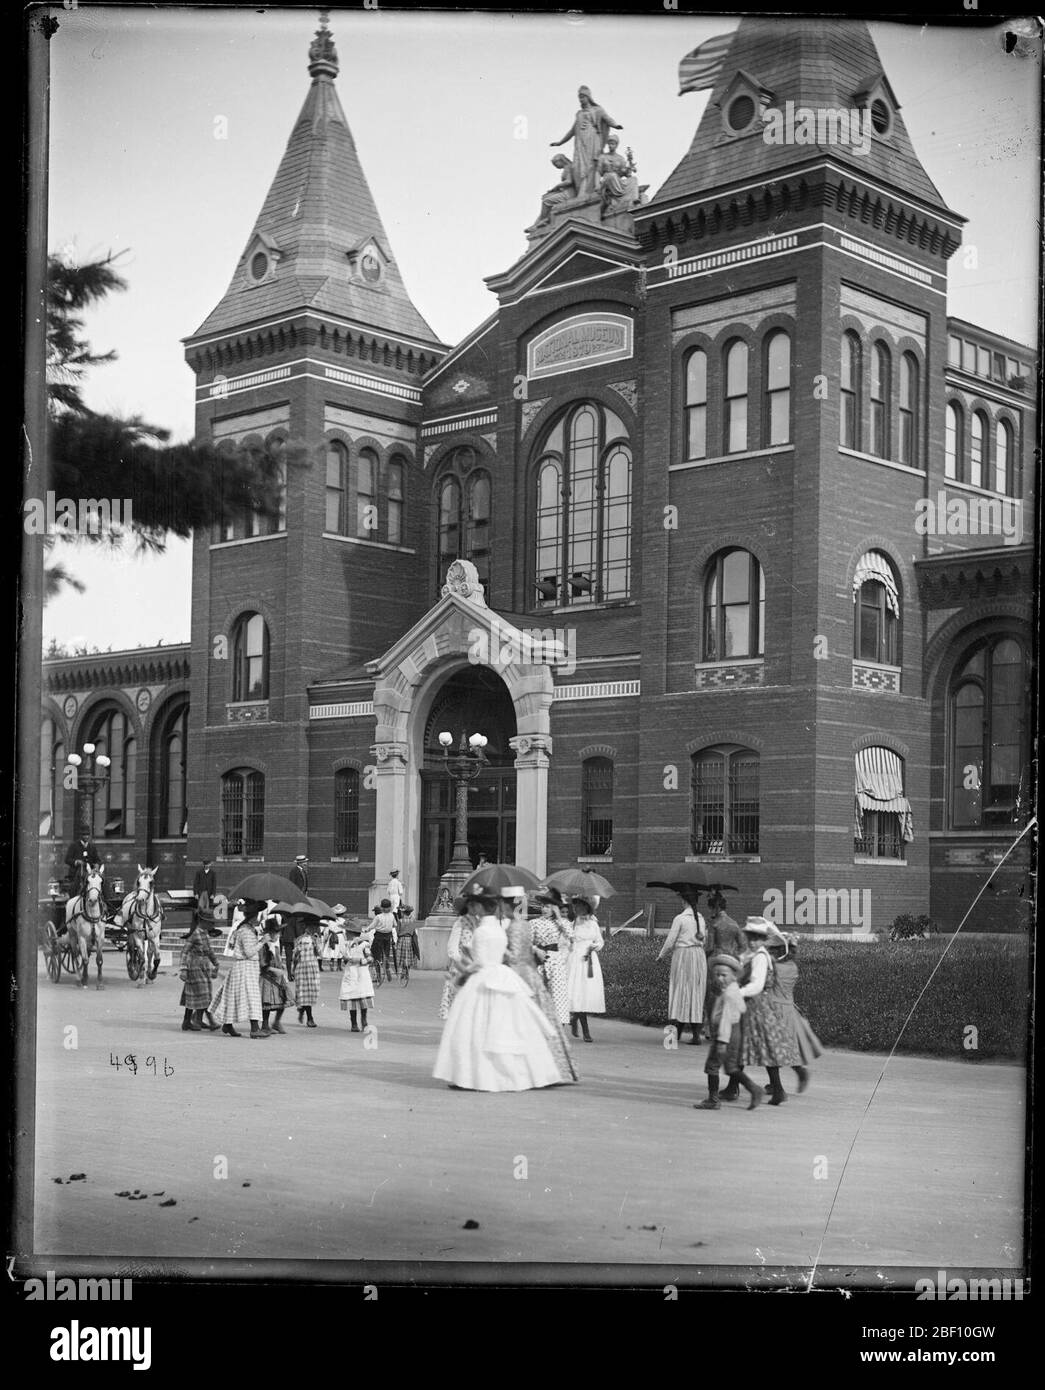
[970,411,987,488]
[533,403,632,606]
[684,348,707,460]
[950,637,1028,828]
[724,340,749,453]
[355,447,378,538]
[840,331,861,449]
[434,447,492,597]
[386,454,406,546]
[581,757,614,856]
[870,341,890,458]
[853,550,900,665]
[221,768,265,857]
[231,612,269,702]
[334,768,360,855]
[703,549,765,660]
[945,402,962,480]
[899,353,918,466]
[86,705,136,837]
[40,716,64,839]
[155,701,188,839]
[325,439,348,533]
[691,745,759,855]
[994,419,1013,495]
[764,331,791,446]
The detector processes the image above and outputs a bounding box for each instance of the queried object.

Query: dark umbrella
[303,895,337,918]
[646,863,710,893]
[229,872,309,906]
[462,863,544,896]
[542,868,617,899]
[704,880,739,893]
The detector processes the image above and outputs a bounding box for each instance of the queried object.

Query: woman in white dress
[657,893,707,1044]
[566,896,605,1042]
[433,891,563,1093]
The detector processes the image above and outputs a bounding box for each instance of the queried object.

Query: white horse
[64,865,107,989]
[121,865,164,985]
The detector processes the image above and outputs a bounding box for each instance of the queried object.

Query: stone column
[510,733,553,876]
[368,740,409,908]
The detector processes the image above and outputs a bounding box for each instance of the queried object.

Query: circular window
[727,94,756,133]
[870,99,891,136]
[250,251,269,281]
[361,252,381,283]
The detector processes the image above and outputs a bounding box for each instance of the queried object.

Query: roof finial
[308,9,339,79]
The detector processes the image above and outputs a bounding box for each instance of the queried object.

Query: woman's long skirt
[209,960,262,1024]
[509,960,577,1082]
[666,946,707,1023]
[740,993,801,1067]
[567,948,605,1014]
[432,965,563,1092]
[793,1007,823,1065]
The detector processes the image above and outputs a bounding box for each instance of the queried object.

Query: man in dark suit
[64,833,101,896]
[193,858,218,925]
[289,855,309,897]
[286,856,310,971]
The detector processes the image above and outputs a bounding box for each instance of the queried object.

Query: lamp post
[438,731,488,874]
[66,742,111,841]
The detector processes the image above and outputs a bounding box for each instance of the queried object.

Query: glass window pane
[724,606,750,656]
[721,549,750,603]
[962,340,976,372]
[767,332,789,390]
[768,389,789,445]
[726,341,748,397]
[727,397,747,452]
[686,349,707,404]
[687,405,707,459]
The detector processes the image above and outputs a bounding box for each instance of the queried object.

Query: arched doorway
[419,667,517,911]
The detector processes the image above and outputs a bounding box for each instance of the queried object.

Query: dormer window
[244,233,281,285]
[719,70,773,138]
[348,237,389,286]
[250,252,269,281]
[854,74,898,141]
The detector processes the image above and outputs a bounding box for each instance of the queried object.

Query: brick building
[41,18,1035,937]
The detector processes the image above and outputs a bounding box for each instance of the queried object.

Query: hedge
[600,934,1030,1061]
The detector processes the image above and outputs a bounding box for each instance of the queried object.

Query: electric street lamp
[439,730,488,874]
[66,743,111,841]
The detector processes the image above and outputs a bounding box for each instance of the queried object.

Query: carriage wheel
[126,939,144,981]
[63,935,82,976]
[45,922,62,982]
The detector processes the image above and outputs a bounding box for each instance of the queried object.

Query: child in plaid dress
[259,916,294,1035]
[209,901,267,1039]
[292,920,321,1027]
[694,954,762,1111]
[339,928,375,1032]
[179,921,219,1031]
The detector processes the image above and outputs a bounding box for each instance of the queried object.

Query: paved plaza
[32,954,1025,1276]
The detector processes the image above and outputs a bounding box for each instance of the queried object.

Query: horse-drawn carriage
[39,865,166,987]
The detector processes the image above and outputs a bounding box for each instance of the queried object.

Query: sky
[40,6,1041,651]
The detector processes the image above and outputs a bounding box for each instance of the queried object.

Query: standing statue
[550,86,623,200]
[526,154,579,234]
[597,135,641,215]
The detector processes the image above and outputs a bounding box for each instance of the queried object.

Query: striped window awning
[853,550,899,617]
[854,745,913,841]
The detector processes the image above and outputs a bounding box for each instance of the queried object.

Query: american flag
[678,31,736,96]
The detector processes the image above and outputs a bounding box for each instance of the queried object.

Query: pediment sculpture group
[527,85,645,236]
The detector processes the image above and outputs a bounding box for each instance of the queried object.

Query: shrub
[600,934,1029,1060]
[888,912,934,939]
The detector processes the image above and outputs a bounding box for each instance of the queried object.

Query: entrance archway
[419,668,517,911]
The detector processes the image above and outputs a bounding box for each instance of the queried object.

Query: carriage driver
[64,832,101,897]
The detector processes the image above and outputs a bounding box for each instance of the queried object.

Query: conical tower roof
[190,19,440,345]
[653,18,955,215]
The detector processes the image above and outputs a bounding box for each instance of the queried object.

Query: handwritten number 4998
[110,1053,174,1076]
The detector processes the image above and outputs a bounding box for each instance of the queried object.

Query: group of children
[696,915,822,1112]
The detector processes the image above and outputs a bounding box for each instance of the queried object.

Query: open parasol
[461,863,544,896]
[230,872,310,906]
[646,863,710,894]
[542,868,616,899]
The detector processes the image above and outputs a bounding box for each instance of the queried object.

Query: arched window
[684,348,707,460]
[994,419,1013,495]
[155,701,188,839]
[434,447,492,597]
[899,353,918,466]
[533,403,632,606]
[334,768,360,855]
[231,612,269,702]
[386,454,406,546]
[764,331,791,446]
[945,403,962,480]
[840,331,861,449]
[221,768,265,857]
[950,637,1029,828]
[86,705,136,838]
[581,757,613,856]
[724,340,749,453]
[325,440,348,533]
[40,717,64,839]
[691,746,759,855]
[970,411,987,488]
[854,747,912,859]
[853,550,900,665]
[870,341,890,458]
[703,549,765,660]
[355,447,378,538]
